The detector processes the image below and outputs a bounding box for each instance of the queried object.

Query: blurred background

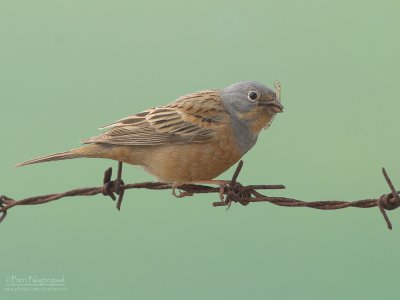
[1,0,399,299]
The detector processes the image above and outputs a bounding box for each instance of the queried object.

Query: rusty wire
[1,160,399,229]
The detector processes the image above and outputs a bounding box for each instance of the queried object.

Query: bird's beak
[259,99,284,113]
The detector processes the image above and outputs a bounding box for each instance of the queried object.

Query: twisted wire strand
[1,161,399,229]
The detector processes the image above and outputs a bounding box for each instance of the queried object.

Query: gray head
[219,81,283,155]
[220,81,283,116]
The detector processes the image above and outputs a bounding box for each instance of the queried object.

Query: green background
[1,0,400,299]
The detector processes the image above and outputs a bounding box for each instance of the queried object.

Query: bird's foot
[193,180,231,202]
[171,184,194,198]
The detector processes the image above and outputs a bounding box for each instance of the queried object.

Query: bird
[16,81,283,196]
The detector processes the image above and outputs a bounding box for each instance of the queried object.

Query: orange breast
[141,126,242,183]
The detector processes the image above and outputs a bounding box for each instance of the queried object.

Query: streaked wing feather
[82,90,227,146]
[100,109,151,129]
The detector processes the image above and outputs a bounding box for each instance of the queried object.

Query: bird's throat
[238,110,275,135]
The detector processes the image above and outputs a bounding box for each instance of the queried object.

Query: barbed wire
[1,161,399,229]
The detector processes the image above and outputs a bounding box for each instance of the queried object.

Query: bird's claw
[225,199,233,210]
[172,186,193,198]
[218,184,227,201]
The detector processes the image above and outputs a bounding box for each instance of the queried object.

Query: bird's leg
[171,183,194,198]
[193,180,231,201]
[171,180,231,200]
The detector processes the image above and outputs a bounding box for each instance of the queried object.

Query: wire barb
[101,162,126,210]
[376,168,400,230]
[115,161,125,211]
[0,161,399,230]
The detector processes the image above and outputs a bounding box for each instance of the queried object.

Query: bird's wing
[82,90,228,146]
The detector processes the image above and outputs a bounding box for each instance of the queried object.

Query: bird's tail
[16,147,89,167]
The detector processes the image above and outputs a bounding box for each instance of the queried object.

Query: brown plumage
[16,81,283,185]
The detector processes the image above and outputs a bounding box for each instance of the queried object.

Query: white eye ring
[248,91,258,101]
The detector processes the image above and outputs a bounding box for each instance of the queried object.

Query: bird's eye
[248,91,258,101]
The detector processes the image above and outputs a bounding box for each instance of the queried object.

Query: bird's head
[220,81,283,134]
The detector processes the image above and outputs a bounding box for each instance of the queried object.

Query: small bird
[17,81,283,193]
